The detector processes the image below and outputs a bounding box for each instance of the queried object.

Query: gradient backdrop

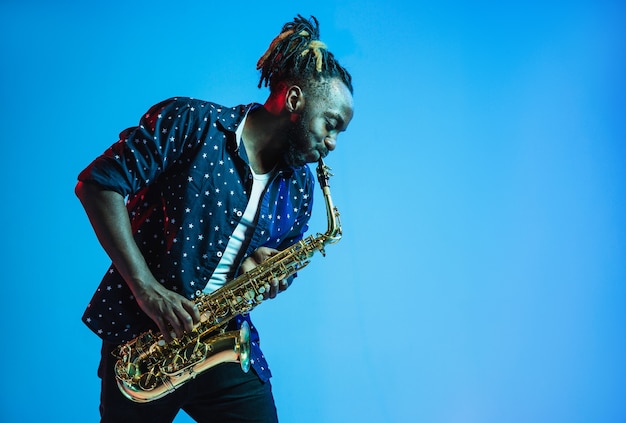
[1,1,625,422]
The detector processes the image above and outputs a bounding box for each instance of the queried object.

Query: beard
[284,110,314,167]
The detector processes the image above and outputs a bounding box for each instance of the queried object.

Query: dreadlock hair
[257,15,353,95]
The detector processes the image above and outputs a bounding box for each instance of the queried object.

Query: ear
[285,85,305,114]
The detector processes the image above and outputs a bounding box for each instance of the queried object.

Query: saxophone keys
[243,290,260,302]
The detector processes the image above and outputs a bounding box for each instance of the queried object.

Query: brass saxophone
[114,159,342,402]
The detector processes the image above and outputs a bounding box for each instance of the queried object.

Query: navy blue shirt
[78,97,315,381]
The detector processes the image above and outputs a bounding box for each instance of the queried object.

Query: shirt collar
[216,103,295,177]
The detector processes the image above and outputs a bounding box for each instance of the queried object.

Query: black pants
[98,342,278,423]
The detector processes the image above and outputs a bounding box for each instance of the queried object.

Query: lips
[317,145,329,159]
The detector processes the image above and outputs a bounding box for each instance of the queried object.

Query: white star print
[82,99,315,381]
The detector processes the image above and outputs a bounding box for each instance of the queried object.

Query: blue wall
[1,1,624,422]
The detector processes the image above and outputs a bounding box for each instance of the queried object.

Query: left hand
[240,246,289,300]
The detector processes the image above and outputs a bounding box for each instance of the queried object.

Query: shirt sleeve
[77,97,202,196]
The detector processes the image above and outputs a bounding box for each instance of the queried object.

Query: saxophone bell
[115,321,251,403]
[238,320,251,373]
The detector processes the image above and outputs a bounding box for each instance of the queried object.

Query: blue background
[1,1,624,422]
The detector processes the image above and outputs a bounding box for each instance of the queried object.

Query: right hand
[133,278,201,343]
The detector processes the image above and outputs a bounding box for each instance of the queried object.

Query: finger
[166,301,197,339]
[167,313,186,340]
[179,312,196,334]
[240,257,257,274]
[182,300,202,325]
[192,303,201,322]
[269,278,279,299]
[254,247,279,263]
[262,282,271,300]
[172,303,200,335]
[262,247,279,261]
[279,278,289,291]
[154,316,173,343]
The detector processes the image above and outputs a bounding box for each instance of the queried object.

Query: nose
[324,135,337,152]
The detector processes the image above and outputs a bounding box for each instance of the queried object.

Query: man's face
[284,78,354,167]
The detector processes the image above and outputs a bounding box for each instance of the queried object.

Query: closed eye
[325,112,346,132]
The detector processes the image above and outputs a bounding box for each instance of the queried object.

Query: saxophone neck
[316,159,342,244]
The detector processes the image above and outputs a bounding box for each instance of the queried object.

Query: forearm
[75,181,200,339]
[74,181,155,295]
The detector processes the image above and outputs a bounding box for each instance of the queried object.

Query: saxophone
[114,159,342,402]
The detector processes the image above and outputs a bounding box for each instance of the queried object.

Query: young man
[76,15,354,423]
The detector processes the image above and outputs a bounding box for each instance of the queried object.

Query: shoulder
[144,97,224,117]
[139,97,247,132]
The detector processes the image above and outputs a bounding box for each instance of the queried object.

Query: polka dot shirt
[78,97,315,382]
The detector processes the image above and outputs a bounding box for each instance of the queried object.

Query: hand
[240,246,289,300]
[133,279,201,342]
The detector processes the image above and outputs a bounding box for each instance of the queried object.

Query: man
[75,15,354,423]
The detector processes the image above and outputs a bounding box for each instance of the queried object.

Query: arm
[75,181,200,342]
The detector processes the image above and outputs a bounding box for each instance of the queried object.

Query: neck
[242,104,291,174]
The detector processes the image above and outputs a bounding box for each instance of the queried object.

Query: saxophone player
[75,15,354,423]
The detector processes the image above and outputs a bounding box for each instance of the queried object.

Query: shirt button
[236,211,243,217]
